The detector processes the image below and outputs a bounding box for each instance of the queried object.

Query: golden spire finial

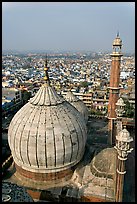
[43,54,50,85]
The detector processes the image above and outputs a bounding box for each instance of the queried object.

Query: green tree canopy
[80,81,88,87]
[22,90,31,104]
[123,98,135,118]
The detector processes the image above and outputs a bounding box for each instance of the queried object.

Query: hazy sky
[2,2,135,53]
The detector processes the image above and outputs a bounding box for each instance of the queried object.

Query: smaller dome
[116,98,125,107]
[65,91,79,103]
[90,148,117,179]
[64,91,88,123]
[116,127,133,143]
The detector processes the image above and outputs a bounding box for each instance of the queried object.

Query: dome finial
[117,31,119,37]
[44,54,50,85]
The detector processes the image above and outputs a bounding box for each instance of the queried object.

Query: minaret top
[111,32,123,55]
[112,32,122,47]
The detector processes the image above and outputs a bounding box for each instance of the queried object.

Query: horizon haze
[2,2,135,53]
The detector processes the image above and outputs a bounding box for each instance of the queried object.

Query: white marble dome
[8,84,87,174]
[64,91,88,123]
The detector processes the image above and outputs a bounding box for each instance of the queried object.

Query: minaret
[108,32,123,145]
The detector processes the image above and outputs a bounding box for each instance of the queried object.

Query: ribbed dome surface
[64,91,88,123]
[8,84,87,173]
[65,91,79,102]
[29,85,64,106]
[90,148,117,179]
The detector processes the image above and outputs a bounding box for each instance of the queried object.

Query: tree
[80,81,88,88]
[123,99,135,118]
[22,90,31,105]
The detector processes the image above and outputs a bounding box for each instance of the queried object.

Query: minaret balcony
[110,52,123,57]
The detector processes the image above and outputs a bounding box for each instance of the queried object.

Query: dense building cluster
[2,51,135,119]
[2,52,135,92]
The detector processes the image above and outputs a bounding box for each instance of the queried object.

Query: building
[108,33,123,145]
[2,88,22,118]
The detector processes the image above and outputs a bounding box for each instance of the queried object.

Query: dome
[90,148,117,179]
[8,83,87,175]
[64,91,88,123]
[116,127,133,143]
[116,98,125,107]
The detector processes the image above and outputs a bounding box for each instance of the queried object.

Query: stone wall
[81,195,111,202]
[15,163,73,181]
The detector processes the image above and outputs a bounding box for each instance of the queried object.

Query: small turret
[112,32,122,53]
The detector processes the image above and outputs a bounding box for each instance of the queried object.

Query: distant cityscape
[2,50,135,117]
